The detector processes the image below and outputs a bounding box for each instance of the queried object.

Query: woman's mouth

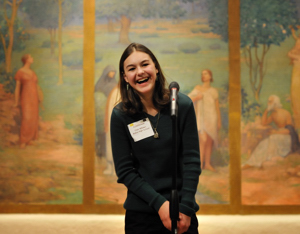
[136,77,149,84]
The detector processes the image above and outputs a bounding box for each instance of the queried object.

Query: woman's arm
[261,109,273,126]
[14,80,21,107]
[188,86,203,102]
[178,98,201,216]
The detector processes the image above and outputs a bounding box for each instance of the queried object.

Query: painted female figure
[94,65,117,97]
[188,69,222,171]
[14,54,42,148]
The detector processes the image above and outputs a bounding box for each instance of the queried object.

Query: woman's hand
[158,201,172,231]
[177,212,191,234]
[158,203,192,233]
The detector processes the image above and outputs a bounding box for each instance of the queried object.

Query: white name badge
[128,118,154,142]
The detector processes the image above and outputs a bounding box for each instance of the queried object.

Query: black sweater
[110,92,201,216]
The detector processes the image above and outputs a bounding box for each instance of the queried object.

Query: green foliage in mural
[0,8,29,92]
[240,0,299,47]
[241,87,261,123]
[0,10,29,67]
[206,0,300,101]
[205,0,228,41]
[96,0,196,44]
[241,0,300,101]
[0,70,16,93]
[22,0,82,57]
[22,0,82,28]
[22,0,59,28]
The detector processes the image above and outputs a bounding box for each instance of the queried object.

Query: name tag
[128,118,154,142]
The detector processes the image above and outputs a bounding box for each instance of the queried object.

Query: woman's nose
[137,66,144,75]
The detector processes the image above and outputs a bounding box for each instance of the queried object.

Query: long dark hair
[119,43,170,115]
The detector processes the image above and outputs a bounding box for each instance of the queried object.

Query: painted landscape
[240,0,300,205]
[0,0,229,206]
[94,0,230,205]
[0,0,83,204]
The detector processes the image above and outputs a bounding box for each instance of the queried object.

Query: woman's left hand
[177,212,191,234]
[158,201,172,231]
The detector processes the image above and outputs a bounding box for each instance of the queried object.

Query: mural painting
[0,0,83,204]
[241,0,300,205]
[94,0,230,205]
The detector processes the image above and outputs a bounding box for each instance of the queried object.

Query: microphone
[169,81,180,117]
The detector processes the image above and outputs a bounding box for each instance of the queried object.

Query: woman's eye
[128,67,135,71]
[143,63,149,67]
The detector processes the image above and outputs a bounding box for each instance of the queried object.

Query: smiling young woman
[123,50,158,107]
[110,43,201,234]
[118,43,170,116]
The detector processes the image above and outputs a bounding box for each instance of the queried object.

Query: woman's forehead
[124,51,152,66]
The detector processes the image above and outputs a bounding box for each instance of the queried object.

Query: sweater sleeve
[110,108,167,212]
[178,96,201,216]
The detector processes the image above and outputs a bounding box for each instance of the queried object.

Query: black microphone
[169,81,180,117]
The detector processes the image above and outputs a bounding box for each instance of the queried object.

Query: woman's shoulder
[193,84,202,90]
[112,102,144,124]
[15,68,35,77]
[17,68,30,74]
[112,102,132,117]
[16,68,24,74]
[178,92,193,106]
[14,69,23,80]
[112,102,124,114]
[177,92,197,121]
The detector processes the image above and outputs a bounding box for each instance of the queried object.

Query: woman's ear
[123,73,128,83]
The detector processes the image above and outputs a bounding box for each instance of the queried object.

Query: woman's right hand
[158,201,172,231]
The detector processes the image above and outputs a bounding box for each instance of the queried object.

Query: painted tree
[181,0,204,17]
[0,10,27,64]
[56,0,81,84]
[156,0,186,23]
[56,0,64,84]
[23,0,81,84]
[288,27,300,129]
[23,0,58,56]
[96,0,118,33]
[207,0,299,101]
[0,0,23,74]
[0,10,28,93]
[96,0,146,44]
[96,0,188,44]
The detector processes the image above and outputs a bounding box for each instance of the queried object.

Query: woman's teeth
[137,77,149,84]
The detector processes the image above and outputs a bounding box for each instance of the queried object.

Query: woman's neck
[140,94,158,116]
[23,63,31,70]
[202,81,211,88]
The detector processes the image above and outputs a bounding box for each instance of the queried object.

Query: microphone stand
[170,92,179,234]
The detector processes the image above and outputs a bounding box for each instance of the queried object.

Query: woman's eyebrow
[125,59,150,69]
